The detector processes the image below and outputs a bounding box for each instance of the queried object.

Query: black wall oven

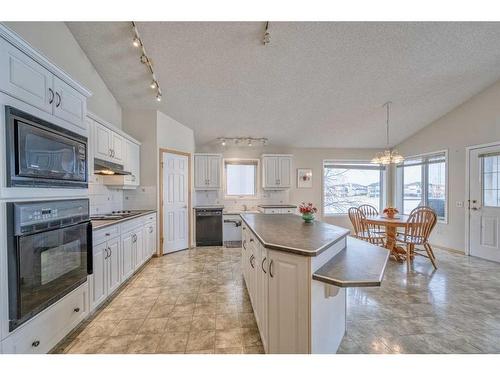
[5,106,88,188]
[7,199,92,331]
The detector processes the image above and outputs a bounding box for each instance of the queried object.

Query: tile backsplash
[195,189,290,209]
[89,176,123,215]
[123,185,157,210]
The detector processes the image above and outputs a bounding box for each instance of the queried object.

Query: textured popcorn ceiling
[67,22,500,148]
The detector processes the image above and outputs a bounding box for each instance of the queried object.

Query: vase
[302,213,314,223]
[386,212,395,219]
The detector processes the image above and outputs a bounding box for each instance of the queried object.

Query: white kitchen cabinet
[125,140,140,186]
[93,121,112,161]
[267,249,310,354]
[194,154,221,190]
[259,207,297,214]
[0,37,53,114]
[52,76,86,129]
[255,241,269,352]
[121,231,135,281]
[262,155,293,190]
[133,228,144,270]
[143,219,157,260]
[90,242,107,310]
[90,231,121,311]
[107,237,121,294]
[111,132,124,163]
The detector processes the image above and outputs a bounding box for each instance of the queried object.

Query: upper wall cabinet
[92,120,125,164]
[262,154,293,190]
[194,154,221,190]
[0,26,91,131]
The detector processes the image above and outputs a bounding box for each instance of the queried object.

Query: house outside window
[396,150,447,222]
[323,161,385,215]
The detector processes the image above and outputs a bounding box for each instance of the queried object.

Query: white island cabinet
[240,214,389,354]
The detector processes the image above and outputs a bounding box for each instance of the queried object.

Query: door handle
[73,307,80,313]
[55,92,61,107]
[269,260,274,277]
[48,88,54,104]
[261,257,267,273]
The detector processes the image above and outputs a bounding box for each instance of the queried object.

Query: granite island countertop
[240,213,350,256]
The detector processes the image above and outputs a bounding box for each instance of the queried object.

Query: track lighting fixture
[131,21,163,103]
[216,137,268,147]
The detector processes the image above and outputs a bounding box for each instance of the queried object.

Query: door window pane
[323,166,382,215]
[225,162,257,196]
[403,165,422,215]
[483,155,500,207]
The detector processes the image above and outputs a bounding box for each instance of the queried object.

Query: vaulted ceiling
[67,22,500,148]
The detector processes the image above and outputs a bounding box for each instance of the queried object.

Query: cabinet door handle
[261,257,267,273]
[32,340,40,348]
[55,92,61,107]
[249,238,254,242]
[73,307,80,313]
[269,260,274,277]
[109,149,112,157]
[48,88,54,104]
[242,240,246,250]
[250,255,255,268]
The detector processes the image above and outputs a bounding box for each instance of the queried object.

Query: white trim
[0,23,92,98]
[223,158,260,200]
[464,140,500,256]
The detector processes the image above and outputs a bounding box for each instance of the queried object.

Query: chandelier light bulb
[221,139,226,146]
[133,37,141,47]
[150,80,157,89]
[156,93,162,102]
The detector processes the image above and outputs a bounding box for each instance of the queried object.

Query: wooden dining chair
[348,207,385,246]
[358,204,385,235]
[396,206,437,270]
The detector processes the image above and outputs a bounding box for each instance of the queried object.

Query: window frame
[223,158,259,199]
[322,160,387,217]
[396,149,448,223]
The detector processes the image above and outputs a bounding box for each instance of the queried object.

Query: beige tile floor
[54,244,500,354]
[55,246,263,354]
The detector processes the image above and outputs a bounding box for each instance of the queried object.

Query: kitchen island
[240,213,389,354]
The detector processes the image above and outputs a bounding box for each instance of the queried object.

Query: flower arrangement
[383,207,399,219]
[299,202,318,223]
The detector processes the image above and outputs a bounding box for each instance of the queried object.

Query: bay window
[396,151,447,221]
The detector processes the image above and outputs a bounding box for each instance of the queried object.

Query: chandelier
[217,137,268,147]
[371,101,404,165]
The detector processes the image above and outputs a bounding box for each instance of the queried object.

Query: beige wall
[197,144,385,229]
[394,79,500,252]
[4,22,122,127]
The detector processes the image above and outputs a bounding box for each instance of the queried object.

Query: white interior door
[163,153,189,254]
[469,144,500,262]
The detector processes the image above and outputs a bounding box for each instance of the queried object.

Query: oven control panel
[10,199,90,235]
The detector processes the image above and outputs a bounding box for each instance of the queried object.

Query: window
[397,151,447,221]
[482,153,500,207]
[323,162,385,215]
[224,160,257,197]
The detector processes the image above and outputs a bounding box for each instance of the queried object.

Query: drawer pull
[105,233,110,236]
[249,238,254,242]
[74,307,80,313]
[32,340,40,347]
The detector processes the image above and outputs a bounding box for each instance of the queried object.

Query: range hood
[94,158,131,176]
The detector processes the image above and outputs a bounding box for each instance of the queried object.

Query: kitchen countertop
[312,237,390,287]
[240,213,350,256]
[258,204,297,208]
[91,210,157,230]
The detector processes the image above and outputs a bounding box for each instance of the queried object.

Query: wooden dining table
[363,214,411,262]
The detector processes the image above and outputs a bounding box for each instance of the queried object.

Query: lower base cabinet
[91,235,121,311]
[242,222,310,354]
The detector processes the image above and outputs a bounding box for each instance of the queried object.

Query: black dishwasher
[195,208,223,246]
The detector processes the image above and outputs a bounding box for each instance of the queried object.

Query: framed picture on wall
[297,168,313,188]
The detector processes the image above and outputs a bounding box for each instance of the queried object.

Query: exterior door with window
[162,153,189,254]
[469,145,500,262]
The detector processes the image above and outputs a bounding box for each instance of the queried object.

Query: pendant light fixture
[371,101,404,165]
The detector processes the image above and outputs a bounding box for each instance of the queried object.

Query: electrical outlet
[456,201,463,208]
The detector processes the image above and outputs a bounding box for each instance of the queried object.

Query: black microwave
[5,106,88,188]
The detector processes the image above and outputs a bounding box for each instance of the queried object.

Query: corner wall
[393,78,500,252]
